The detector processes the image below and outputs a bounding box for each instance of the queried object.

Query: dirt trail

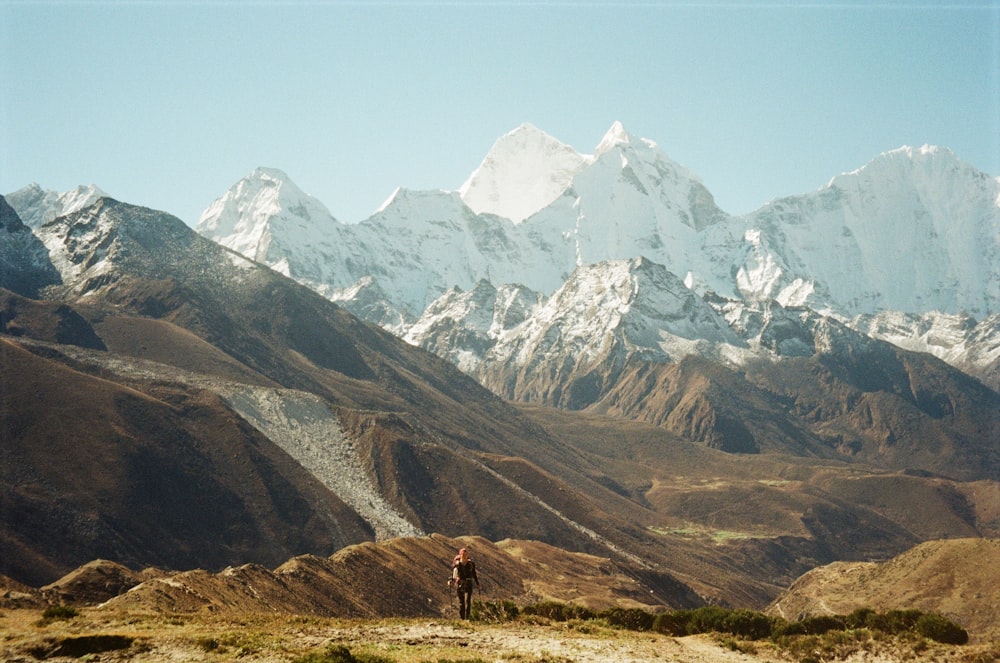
[340,620,764,662]
[0,609,770,662]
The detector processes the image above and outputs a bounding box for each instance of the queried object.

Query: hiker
[450,547,480,619]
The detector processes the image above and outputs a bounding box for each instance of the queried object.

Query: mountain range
[2,122,998,618]
[190,123,1000,391]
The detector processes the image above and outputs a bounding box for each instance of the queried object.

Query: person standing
[451,547,480,619]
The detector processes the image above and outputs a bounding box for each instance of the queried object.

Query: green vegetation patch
[475,599,969,653]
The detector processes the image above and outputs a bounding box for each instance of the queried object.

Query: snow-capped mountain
[0,194,61,297]
[736,145,1000,317]
[458,122,593,223]
[6,182,107,229]
[850,310,1000,381]
[402,279,544,374]
[16,122,996,399]
[7,192,1000,607]
[196,167,340,273]
[473,256,746,408]
[192,121,1000,396]
[196,122,738,317]
[198,172,561,322]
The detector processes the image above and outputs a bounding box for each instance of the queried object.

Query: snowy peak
[374,187,470,222]
[492,257,740,370]
[826,144,978,192]
[594,120,652,157]
[458,122,592,223]
[471,256,745,407]
[403,279,544,373]
[742,143,1000,317]
[5,183,108,229]
[36,198,163,295]
[197,167,339,264]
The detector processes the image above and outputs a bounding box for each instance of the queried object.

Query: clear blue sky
[2,1,998,225]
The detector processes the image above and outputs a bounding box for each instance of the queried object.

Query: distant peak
[491,122,573,152]
[594,121,628,156]
[880,145,951,161]
[508,122,546,137]
[250,167,292,183]
[376,186,405,213]
[600,120,629,143]
[594,121,656,157]
[459,123,590,223]
[826,144,966,189]
[376,187,463,215]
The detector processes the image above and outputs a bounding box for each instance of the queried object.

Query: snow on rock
[404,279,544,373]
[849,309,988,366]
[458,122,592,223]
[5,183,108,229]
[195,125,999,380]
[196,167,340,266]
[738,145,1000,317]
[489,257,742,370]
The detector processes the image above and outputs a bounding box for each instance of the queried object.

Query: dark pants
[456,579,474,619]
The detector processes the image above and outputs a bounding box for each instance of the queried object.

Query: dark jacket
[453,559,479,587]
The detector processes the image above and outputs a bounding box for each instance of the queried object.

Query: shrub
[471,599,519,623]
[293,644,394,663]
[521,601,567,621]
[521,601,594,622]
[651,606,778,639]
[684,605,734,635]
[844,607,876,629]
[722,609,776,640]
[41,605,78,621]
[914,613,968,645]
[864,609,922,635]
[774,614,846,637]
[652,611,689,636]
[599,607,655,631]
[560,603,596,622]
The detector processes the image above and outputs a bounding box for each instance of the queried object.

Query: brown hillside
[592,356,834,457]
[0,337,372,586]
[40,559,148,605]
[768,538,1000,642]
[517,404,1000,605]
[89,312,278,386]
[589,347,1000,482]
[0,288,105,349]
[100,534,700,617]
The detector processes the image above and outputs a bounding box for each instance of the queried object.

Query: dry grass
[3,606,999,663]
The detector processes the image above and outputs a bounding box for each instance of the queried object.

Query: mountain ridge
[172,123,1000,391]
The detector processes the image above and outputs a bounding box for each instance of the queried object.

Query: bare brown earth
[768,538,1000,643]
[3,535,697,617]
